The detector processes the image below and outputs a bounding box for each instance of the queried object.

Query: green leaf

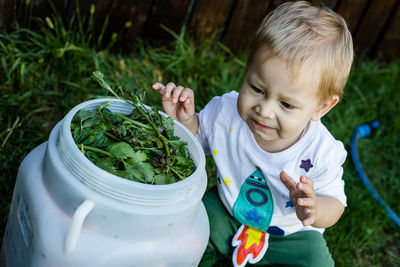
[95,158,119,175]
[118,125,126,136]
[102,108,123,124]
[139,162,155,182]
[84,150,100,162]
[71,71,197,185]
[132,151,148,162]
[126,156,154,182]
[95,122,109,132]
[92,71,115,96]
[118,168,147,183]
[75,109,95,123]
[82,129,106,146]
[75,127,91,143]
[73,126,81,140]
[161,115,175,139]
[122,162,154,183]
[172,155,192,166]
[100,136,113,148]
[106,142,136,160]
[154,173,175,185]
[155,138,163,148]
[82,116,102,129]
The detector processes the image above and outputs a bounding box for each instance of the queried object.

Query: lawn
[1,13,399,266]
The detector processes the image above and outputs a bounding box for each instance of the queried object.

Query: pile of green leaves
[70,71,195,184]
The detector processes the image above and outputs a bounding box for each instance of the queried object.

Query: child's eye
[250,85,264,95]
[281,101,295,109]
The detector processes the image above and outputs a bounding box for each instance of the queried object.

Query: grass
[1,12,399,267]
[323,60,400,266]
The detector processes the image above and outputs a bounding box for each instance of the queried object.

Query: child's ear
[311,95,339,121]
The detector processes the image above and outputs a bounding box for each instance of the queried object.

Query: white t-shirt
[197,91,347,235]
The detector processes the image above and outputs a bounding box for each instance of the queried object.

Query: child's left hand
[280,171,316,226]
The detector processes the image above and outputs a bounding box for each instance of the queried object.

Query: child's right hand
[152,82,196,124]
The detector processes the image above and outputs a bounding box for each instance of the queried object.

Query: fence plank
[68,0,113,36]
[0,0,14,30]
[335,0,369,34]
[189,0,234,40]
[376,5,400,60]
[105,0,153,43]
[142,0,191,42]
[318,0,340,10]
[353,0,397,55]
[13,0,70,28]
[222,0,271,51]
[272,0,338,9]
[31,0,68,19]
[3,0,400,60]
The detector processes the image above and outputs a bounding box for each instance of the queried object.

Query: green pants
[200,186,334,267]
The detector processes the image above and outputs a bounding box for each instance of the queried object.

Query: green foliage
[322,59,400,266]
[0,10,399,266]
[105,29,246,110]
[70,72,195,184]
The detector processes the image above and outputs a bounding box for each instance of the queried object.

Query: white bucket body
[1,99,209,267]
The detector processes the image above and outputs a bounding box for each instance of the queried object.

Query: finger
[179,88,194,102]
[300,176,314,187]
[297,179,315,198]
[182,99,196,119]
[302,213,315,226]
[280,171,297,192]
[298,207,314,226]
[152,82,165,92]
[180,88,195,111]
[182,99,192,111]
[171,86,184,103]
[164,82,176,97]
[297,197,315,208]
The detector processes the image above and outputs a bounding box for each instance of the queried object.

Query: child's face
[237,54,333,152]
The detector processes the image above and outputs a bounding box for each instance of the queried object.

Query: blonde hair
[247,1,354,101]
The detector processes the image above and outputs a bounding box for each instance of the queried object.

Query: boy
[153,1,353,266]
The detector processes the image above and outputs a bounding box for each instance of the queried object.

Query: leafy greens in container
[70,71,195,185]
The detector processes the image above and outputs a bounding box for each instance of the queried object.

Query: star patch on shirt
[244,208,263,223]
[300,159,313,172]
[224,177,232,187]
[285,201,294,208]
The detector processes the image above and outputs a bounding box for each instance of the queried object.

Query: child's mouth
[253,119,274,130]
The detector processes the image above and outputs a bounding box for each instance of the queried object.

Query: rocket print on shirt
[232,224,269,267]
[231,169,274,267]
[232,169,274,231]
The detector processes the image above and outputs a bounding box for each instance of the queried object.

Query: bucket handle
[64,199,95,254]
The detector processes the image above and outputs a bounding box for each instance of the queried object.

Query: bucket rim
[56,97,206,203]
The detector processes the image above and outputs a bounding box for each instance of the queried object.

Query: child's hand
[152,82,195,123]
[280,171,317,226]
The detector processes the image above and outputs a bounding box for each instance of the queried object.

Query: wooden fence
[1,0,400,61]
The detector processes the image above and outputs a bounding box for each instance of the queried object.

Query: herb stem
[82,144,128,167]
[132,103,171,157]
[131,145,160,152]
[104,131,124,142]
[170,167,185,180]
[113,113,152,130]
[82,145,112,157]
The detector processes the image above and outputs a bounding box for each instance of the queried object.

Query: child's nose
[255,101,275,119]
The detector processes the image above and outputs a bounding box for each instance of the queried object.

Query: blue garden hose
[350,121,400,227]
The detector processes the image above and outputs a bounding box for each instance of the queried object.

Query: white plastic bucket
[1,98,209,267]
